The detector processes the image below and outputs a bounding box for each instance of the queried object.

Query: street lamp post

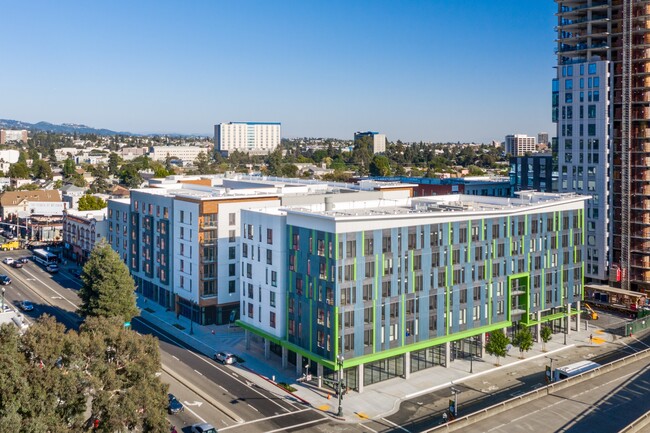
[450,387,459,418]
[336,353,344,417]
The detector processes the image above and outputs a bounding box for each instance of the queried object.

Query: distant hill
[0,119,133,136]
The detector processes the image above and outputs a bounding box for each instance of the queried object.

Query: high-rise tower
[554,1,650,292]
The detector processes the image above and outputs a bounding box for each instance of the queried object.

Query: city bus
[32,249,59,266]
[554,360,601,382]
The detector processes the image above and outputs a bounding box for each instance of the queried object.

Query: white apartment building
[239,208,287,339]
[0,150,20,164]
[354,131,387,154]
[505,134,537,156]
[148,146,210,164]
[214,122,281,156]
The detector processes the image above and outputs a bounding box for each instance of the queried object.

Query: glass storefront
[364,354,404,386]
[411,345,446,373]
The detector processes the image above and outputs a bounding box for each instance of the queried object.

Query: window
[229,280,235,293]
[229,213,236,225]
[270,312,276,328]
[266,249,272,265]
[565,79,573,90]
[229,246,236,260]
[180,210,184,223]
[588,105,596,118]
[271,271,277,287]
[588,63,596,74]
[242,243,248,258]
[292,233,300,250]
[565,92,573,103]
[229,230,236,242]
[267,228,273,244]
[229,263,236,277]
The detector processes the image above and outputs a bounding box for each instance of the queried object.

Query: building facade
[239,192,588,391]
[354,131,387,154]
[505,134,537,156]
[0,130,28,144]
[62,209,108,264]
[148,146,210,164]
[214,122,281,156]
[509,154,555,193]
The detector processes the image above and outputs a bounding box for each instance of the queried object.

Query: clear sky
[1,1,557,143]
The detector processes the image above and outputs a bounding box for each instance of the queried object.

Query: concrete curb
[161,364,243,424]
[238,363,312,406]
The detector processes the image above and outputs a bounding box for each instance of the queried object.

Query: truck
[0,240,20,251]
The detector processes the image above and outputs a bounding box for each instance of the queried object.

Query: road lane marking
[264,418,327,433]
[218,408,313,431]
[382,418,411,433]
[359,423,378,433]
[172,355,179,361]
[194,369,204,376]
[21,268,79,309]
[183,405,207,424]
[247,403,259,412]
[134,317,296,413]
[219,385,228,392]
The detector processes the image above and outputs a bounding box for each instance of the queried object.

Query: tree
[369,155,392,177]
[7,162,30,179]
[78,241,139,323]
[78,194,107,211]
[541,326,553,352]
[62,157,76,178]
[31,159,53,180]
[108,152,120,175]
[485,330,510,366]
[119,165,143,189]
[512,325,534,359]
[0,315,168,432]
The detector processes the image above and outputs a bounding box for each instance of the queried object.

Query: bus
[32,249,59,266]
[554,360,601,381]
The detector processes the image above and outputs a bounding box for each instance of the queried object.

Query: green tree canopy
[369,155,392,177]
[78,194,107,211]
[512,325,534,359]
[541,326,553,352]
[485,330,510,366]
[118,165,143,189]
[78,241,139,323]
[31,159,53,180]
[62,157,76,178]
[8,162,30,179]
[0,315,168,432]
[108,152,120,175]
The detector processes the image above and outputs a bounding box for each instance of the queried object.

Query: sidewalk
[136,295,622,423]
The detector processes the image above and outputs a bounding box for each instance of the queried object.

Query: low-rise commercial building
[62,208,108,264]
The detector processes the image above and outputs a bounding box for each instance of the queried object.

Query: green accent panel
[373,299,377,353]
[361,231,365,256]
[239,318,512,370]
[526,310,578,326]
[508,272,530,324]
[481,219,485,242]
[309,300,313,352]
[334,305,339,361]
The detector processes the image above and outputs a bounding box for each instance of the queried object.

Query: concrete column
[404,352,411,379]
[566,303,572,335]
[358,363,364,394]
[317,363,323,388]
[296,354,303,376]
[480,332,486,358]
[536,311,542,342]
[575,300,581,332]
[444,341,451,367]
[245,329,251,350]
[281,346,288,369]
[264,338,270,360]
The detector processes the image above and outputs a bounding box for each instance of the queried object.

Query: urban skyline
[2,1,556,143]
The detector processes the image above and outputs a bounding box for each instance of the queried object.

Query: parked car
[46,264,59,274]
[191,423,217,433]
[167,394,184,414]
[2,258,13,265]
[72,269,82,279]
[0,275,11,285]
[19,300,34,312]
[18,257,29,264]
[11,261,23,269]
[214,352,235,365]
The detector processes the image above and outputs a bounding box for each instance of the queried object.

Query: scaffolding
[621,0,633,291]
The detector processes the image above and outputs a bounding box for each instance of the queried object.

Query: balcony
[201,221,218,230]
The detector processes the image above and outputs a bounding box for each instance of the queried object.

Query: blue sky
[1,1,557,142]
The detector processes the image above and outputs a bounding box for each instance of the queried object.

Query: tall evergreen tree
[78,241,139,323]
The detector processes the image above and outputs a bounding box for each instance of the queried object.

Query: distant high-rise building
[354,131,386,154]
[553,0,648,289]
[214,122,281,156]
[0,129,28,144]
[537,132,549,145]
[505,134,536,156]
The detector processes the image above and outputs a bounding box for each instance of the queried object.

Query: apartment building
[106,199,131,264]
[354,131,387,154]
[214,122,281,156]
[505,134,537,157]
[239,192,588,391]
[148,146,210,164]
[0,129,28,144]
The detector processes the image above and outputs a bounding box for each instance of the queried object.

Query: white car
[191,423,217,433]
[46,264,59,273]
[214,351,235,365]
[2,258,13,265]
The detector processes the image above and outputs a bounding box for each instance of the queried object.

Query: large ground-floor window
[364,354,404,386]
[411,345,445,373]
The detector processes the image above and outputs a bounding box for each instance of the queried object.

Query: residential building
[61,184,88,210]
[62,208,108,264]
[505,134,537,156]
[538,132,549,146]
[367,176,512,198]
[149,145,210,164]
[0,150,20,164]
[509,153,555,193]
[106,198,131,264]
[239,192,588,391]
[354,131,387,154]
[0,130,27,144]
[0,190,64,220]
[214,122,281,156]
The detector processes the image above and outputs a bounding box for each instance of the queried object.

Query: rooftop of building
[64,208,107,221]
[0,190,62,206]
[284,191,588,220]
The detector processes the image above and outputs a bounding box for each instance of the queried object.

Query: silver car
[214,351,235,365]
